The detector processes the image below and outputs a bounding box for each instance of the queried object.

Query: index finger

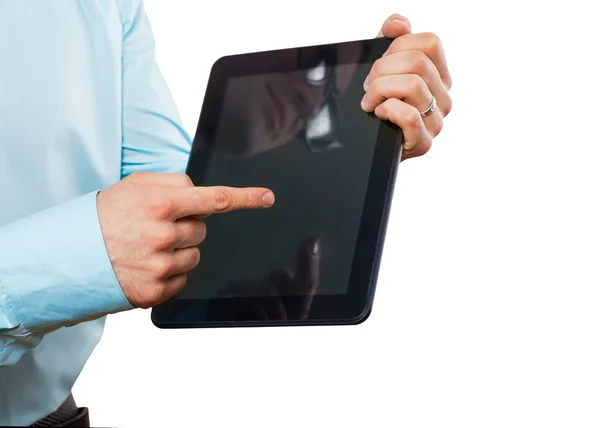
[172,186,275,218]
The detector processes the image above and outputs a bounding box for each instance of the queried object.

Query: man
[0,1,452,426]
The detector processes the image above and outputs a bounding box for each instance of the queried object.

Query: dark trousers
[29,394,90,427]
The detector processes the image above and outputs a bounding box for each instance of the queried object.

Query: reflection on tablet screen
[181,45,380,300]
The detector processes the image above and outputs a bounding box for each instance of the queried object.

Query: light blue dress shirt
[0,1,191,425]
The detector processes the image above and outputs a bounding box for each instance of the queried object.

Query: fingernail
[262,191,275,206]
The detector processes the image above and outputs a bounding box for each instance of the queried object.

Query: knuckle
[151,225,177,249]
[145,283,168,307]
[146,197,173,219]
[422,32,442,51]
[443,76,453,90]
[244,191,255,208]
[174,274,188,290]
[408,50,429,74]
[212,189,233,212]
[372,77,385,91]
[175,173,194,187]
[369,78,385,96]
[151,257,173,279]
[371,58,384,78]
[378,99,393,118]
[404,49,422,64]
[404,107,422,127]
[389,37,401,54]
[408,74,427,94]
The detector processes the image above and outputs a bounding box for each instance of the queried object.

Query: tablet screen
[181,45,382,300]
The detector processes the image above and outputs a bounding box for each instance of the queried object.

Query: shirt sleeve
[0,1,192,367]
[0,191,133,367]
[118,0,193,178]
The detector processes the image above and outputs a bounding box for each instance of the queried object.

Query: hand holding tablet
[150,15,452,328]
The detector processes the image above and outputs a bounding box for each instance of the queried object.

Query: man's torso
[0,1,125,425]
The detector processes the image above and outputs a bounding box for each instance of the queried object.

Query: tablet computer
[152,37,403,328]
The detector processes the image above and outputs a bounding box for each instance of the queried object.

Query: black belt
[30,394,90,427]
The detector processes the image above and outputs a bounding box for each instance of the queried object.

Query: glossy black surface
[152,37,402,328]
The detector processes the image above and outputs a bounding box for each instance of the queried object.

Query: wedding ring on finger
[420,95,437,118]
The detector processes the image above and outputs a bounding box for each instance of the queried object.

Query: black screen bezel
[151,37,402,328]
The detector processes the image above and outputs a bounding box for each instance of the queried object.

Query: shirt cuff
[0,191,133,334]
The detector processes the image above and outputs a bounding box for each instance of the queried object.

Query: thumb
[377,14,412,38]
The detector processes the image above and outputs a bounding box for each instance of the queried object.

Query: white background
[74,1,600,427]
